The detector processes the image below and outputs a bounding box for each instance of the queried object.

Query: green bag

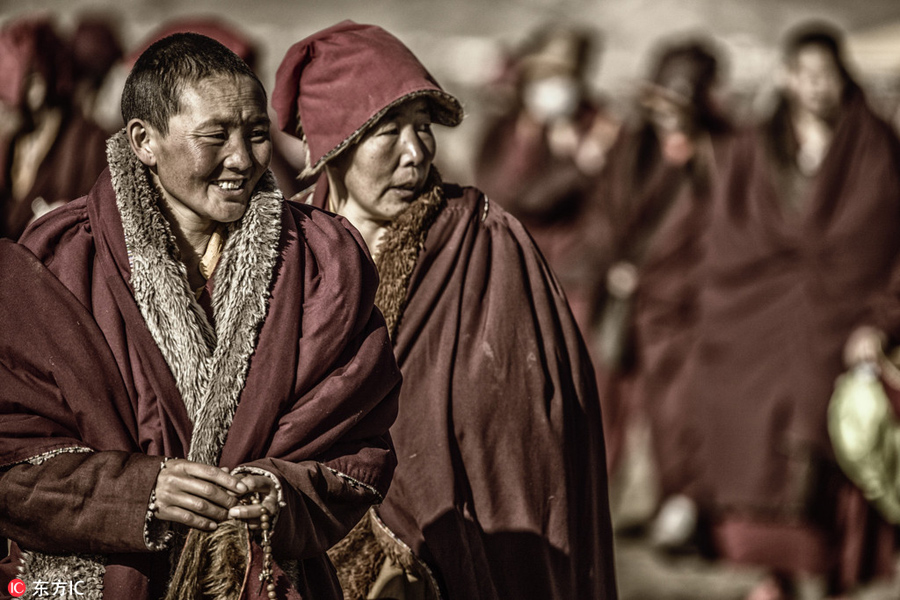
[828,362,900,524]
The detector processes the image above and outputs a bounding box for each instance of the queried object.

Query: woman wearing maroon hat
[273,20,617,600]
[0,16,108,240]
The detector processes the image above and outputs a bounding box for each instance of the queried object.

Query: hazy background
[3,0,900,182]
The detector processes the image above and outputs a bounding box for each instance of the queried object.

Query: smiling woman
[126,73,272,290]
[0,31,401,600]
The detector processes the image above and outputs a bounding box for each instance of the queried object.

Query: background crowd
[4,1,900,599]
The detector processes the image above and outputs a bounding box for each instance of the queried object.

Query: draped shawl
[686,92,900,586]
[309,175,618,599]
[0,131,400,599]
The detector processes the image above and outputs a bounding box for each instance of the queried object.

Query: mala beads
[247,494,276,599]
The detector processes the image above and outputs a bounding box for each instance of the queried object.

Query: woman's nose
[224,136,253,171]
[399,127,429,166]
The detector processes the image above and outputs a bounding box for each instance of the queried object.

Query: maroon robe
[591,124,730,490]
[686,92,900,588]
[309,178,618,599]
[474,107,613,336]
[0,108,108,239]
[0,137,400,599]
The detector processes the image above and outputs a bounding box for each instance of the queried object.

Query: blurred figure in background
[590,38,734,541]
[684,22,900,599]
[69,15,123,127]
[474,24,619,336]
[0,15,108,239]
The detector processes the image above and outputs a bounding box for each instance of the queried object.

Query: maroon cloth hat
[0,16,71,108]
[126,18,257,70]
[272,20,463,177]
[71,17,123,84]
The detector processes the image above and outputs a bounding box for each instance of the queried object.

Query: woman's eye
[204,132,228,141]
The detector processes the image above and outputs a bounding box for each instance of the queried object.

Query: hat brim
[300,89,463,180]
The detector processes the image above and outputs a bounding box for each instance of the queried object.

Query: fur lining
[15,131,285,597]
[163,521,250,600]
[106,130,283,465]
[18,550,106,600]
[327,508,442,600]
[373,168,446,339]
[327,512,385,600]
[327,169,447,599]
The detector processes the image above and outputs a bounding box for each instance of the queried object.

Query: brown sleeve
[236,459,382,560]
[0,451,165,554]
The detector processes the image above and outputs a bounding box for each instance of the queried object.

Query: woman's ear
[126,118,157,167]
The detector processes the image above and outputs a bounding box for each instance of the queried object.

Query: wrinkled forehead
[176,73,269,118]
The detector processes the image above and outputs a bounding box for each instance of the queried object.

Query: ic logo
[7,578,26,597]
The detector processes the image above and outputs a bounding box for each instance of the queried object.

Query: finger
[159,472,240,512]
[238,474,273,493]
[228,503,263,521]
[181,462,249,495]
[155,503,219,531]
[156,487,232,522]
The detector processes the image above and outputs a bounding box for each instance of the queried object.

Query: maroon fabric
[126,18,258,70]
[473,106,610,336]
[589,125,731,488]
[0,169,401,599]
[310,181,618,599]
[272,21,462,168]
[0,109,109,239]
[686,92,900,587]
[71,18,122,84]
[0,17,71,108]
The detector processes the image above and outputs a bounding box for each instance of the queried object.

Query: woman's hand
[152,459,248,531]
[606,261,639,300]
[227,474,281,530]
[843,325,887,368]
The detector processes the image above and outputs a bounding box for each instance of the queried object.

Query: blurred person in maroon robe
[0,32,400,599]
[589,39,734,540]
[474,25,619,337]
[273,20,617,600]
[69,15,123,127]
[685,22,900,600]
[0,15,108,240]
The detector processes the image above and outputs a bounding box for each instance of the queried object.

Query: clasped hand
[152,458,279,531]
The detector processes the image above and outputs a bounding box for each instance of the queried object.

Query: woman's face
[328,97,436,223]
[786,45,845,122]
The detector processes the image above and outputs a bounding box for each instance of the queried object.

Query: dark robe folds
[311,174,618,600]
[0,132,400,600]
[687,92,900,589]
[0,108,109,240]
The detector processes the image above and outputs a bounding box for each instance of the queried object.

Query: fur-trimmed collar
[18,132,284,600]
[106,130,283,465]
[372,168,446,340]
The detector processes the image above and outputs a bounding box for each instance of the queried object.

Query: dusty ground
[614,532,900,600]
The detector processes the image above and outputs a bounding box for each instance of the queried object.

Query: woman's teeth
[216,180,242,190]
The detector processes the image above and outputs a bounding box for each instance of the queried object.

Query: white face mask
[523,76,580,122]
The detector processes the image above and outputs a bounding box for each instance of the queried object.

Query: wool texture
[14,131,285,598]
[326,169,447,599]
[373,167,446,340]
